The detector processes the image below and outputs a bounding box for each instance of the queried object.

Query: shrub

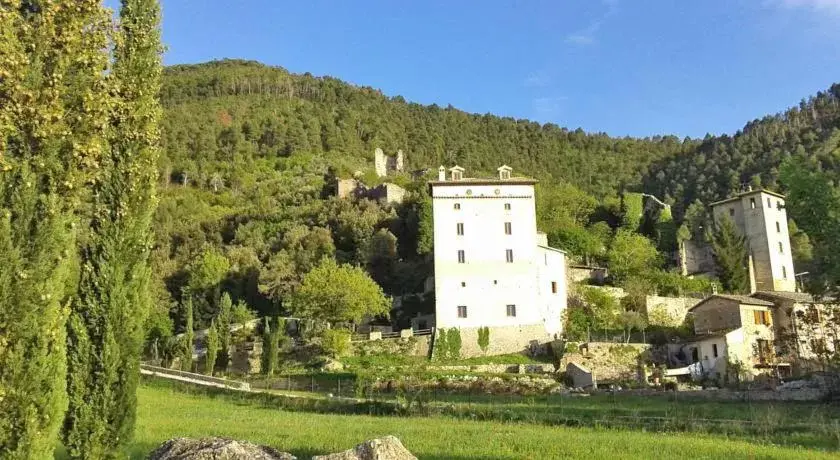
[477,327,490,354]
[321,329,351,358]
[447,328,462,360]
[432,328,448,361]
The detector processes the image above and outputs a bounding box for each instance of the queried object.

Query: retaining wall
[453,324,553,359]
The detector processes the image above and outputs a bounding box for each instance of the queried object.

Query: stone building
[674,291,838,381]
[428,165,567,357]
[710,188,796,292]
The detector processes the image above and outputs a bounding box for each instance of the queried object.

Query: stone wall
[645,295,702,327]
[453,324,553,359]
[568,266,608,284]
[351,335,431,358]
[566,362,596,388]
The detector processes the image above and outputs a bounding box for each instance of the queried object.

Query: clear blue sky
[135,0,840,138]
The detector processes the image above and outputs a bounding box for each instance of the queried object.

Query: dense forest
[149,58,840,340]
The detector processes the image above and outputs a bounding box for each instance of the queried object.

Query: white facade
[711,189,796,292]
[429,166,567,336]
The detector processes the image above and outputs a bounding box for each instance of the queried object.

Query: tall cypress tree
[63,0,162,457]
[0,2,112,457]
[710,217,750,294]
[217,292,233,371]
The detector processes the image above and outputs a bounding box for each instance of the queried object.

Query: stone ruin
[374,148,404,178]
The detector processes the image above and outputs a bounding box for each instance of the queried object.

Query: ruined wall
[560,342,667,384]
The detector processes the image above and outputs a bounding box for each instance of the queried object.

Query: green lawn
[120,383,838,459]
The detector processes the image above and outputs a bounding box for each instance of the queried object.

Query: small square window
[504,203,511,211]
[551,281,558,294]
[729,208,735,217]
[505,249,514,263]
[456,222,464,235]
[457,305,467,318]
[493,280,498,285]
[461,281,466,287]
[750,198,756,209]
[457,250,465,263]
[454,203,461,210]
[506,305,516,317]
[767,197,772,208]
[776,221,781,233]
[504,222,512,235]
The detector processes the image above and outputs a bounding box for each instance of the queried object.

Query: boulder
[312,436,416,460]
[147,437,296,460]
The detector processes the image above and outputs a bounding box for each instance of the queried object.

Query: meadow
[95,381,840,459]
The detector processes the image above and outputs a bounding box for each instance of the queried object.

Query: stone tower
[710,188,796,292]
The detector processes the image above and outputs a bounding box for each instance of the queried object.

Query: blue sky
[129,0,840,138]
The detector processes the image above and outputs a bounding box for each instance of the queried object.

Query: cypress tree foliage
[182,295,195,371]
[62,0,163,456]
[261,317,278,376]
[0,2,112,457]
[204,320,219,376]
[216,292,233,371]
[710,217,750,294]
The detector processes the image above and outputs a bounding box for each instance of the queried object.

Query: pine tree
[62,0,163,456]
[205,320,219,376]
[0,2,112,457]
[710,217,750,294]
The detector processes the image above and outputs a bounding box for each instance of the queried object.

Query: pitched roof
[752,291,816,303]
[688,294,774,312]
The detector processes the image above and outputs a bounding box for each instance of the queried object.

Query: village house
[427,165,567,357]
[672,188,838,381]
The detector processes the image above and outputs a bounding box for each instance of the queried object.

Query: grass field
[113,382,840,459]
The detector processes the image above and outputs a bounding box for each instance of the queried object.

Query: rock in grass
[147,437,296,460]
[312,436,416,460]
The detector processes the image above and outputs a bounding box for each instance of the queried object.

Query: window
[500,170,511,180]
[456,222,464,235]
[754,310,771,326]
[506,305,516,317]
[551,281,558,294]
[504,203,511,210]
[750,198,756,209]
[778,200,782,209]
[778,242,784,254]
[712,344,719,358]
[454,203,460,210]
[776,221,781,233]
[767,197,772,208]
[504,222,512,235]
[505,249,514,263]
[452,170,463,181]
[756,339,771,363]
[782,266,787,279]
[493,280,498,285]
[457,250,465,263]
[457,305,467,318]
[729,208,735,217]
[460,281,466,287]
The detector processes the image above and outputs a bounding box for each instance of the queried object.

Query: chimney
[438,166,446,181]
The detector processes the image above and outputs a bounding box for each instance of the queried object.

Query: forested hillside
[150,58,840,343]
[643,85,840,220]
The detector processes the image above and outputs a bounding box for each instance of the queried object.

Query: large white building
[429,165,567,356]
[710,188,796,292]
